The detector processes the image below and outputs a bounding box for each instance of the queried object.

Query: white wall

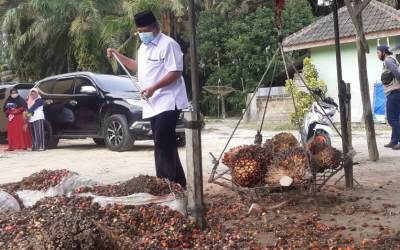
[310,38,397,123]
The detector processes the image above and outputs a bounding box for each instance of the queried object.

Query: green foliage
[0,63,18,83]
[379,0,398,8]
[285,57,327,126]
[2,0,120,81]
[2,0,318,117]
[200,90,246,117]
[1,0,184,82]
[225,91,246,114]
[282,0,316,36]
[197,0,316,116]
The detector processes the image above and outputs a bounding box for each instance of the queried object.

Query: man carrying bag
[378,45,400,150]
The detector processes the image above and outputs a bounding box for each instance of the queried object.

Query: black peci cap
[134,11,157,27]
[377,45,393,55]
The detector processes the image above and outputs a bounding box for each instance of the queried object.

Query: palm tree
[0,0,25,22]
[215,0,236,15]
[2,0,187,81]
[101,0,186,59]
[2,0,121,80]
[0,0,25,65]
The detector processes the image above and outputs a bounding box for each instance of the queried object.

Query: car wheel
[104,114,134,152]
[44,120,59,149]
[176,134,186,147]
[93,138,106,146]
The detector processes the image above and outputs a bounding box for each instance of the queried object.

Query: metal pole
[186,0,205,228]
[332,0,353,188]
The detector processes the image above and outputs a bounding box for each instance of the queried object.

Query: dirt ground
[0,119,298,184]
[1,119,400,246]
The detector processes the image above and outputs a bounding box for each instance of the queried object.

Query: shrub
[285,57,327,126]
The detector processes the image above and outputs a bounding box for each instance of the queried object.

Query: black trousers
[150,110,186,188]
[29,119,45,151]
[387,90,400,144]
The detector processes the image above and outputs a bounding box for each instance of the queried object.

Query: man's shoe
[384,143,397,148]
[392,144,400,150]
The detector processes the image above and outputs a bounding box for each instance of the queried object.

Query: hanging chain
[259,60,278,133]
[254,60,278,145]
[279,43,306,145]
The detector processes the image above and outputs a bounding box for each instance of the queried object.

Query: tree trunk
[356,15,379,161]
[161,11,171,36]
[67,48,72,73]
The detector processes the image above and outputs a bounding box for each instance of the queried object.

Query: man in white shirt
[107,11,189,188]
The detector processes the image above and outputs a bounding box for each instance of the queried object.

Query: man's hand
[106,48,138,72]
[106,48,118,59]
[141,86,156,99]
[140,72,181,100]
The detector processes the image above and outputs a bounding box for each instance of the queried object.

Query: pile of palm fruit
[308,139,342,173]
[222,132,342,188]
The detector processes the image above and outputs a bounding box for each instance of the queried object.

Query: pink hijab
[27,88,41,109]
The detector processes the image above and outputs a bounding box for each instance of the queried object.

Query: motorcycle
[301,93,338,146]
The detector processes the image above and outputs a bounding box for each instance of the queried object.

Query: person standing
[3,88,31,151]
[106,11,189,188]
[377,45,400,150]
[26,88,45,151]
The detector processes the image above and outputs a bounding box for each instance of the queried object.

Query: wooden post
[186,0,205,229]
[184,111,205,228]
[332,0,353,188]
[344,0,379,161]
[356,34,379,161]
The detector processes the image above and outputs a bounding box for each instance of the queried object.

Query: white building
[283,0,400,123]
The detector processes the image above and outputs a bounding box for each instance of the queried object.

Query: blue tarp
[373,82,386,122]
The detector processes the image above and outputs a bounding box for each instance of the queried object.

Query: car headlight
[125,99,142,107]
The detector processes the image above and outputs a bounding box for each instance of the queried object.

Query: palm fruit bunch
[222,146,244,167]
[265,147,310,185]
[307,139,327,155]
[228,145,271,187]
[311,146,342,173]
[231,158,262,187]
[265,132,300,154]
[262,142,274,167]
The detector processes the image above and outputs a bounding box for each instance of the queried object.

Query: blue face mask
[139,32,155,44]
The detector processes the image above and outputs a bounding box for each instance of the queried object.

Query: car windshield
[94,75,139,92]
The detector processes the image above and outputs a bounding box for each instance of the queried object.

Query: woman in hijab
[26,88,45,151]
[2,88,32,150]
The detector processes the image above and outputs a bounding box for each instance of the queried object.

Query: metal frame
[210,161,345,198]
[208,41,349,196]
